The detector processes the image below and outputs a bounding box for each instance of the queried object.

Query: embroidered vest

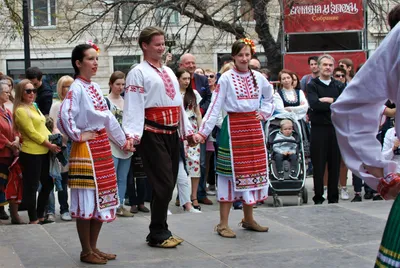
[278,89,300,107]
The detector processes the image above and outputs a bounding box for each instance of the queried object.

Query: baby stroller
[265,113,308,207]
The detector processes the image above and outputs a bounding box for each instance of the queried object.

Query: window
[115,2,138,25]
[240,0,254,22]
[31,0,56,27]
[113,56,141,74]
[155,8,180,26]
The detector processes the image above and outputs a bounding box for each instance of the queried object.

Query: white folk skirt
[70,189,116,222]
[217,175,269,205]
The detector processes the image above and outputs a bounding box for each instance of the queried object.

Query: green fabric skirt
[216,117,232,176]
[376,194,400,267]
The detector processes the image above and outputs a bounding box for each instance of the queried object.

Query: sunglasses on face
[334,74,345,78]
[206,74,215,79]
[25,89,37,94]
[339,64,346,68]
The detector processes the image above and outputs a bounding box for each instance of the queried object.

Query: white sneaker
[185,207,202,213]
[60,212,72,221]
[323,187,328,199]
[167,210,172,215]
[341,187,350,200]
[206,190,216,196]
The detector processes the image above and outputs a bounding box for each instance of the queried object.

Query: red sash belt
[145,106,180,134]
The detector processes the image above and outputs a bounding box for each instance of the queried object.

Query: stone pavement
[0,198,392,268]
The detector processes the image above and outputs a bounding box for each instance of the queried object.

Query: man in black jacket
[179,54,213,205]
[307,54,345,204]
[26,67,53,115]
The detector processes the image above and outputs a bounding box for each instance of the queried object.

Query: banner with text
[284,51,367,79]
[283,0,364,33]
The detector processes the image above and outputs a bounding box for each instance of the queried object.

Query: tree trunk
[251,0,282,76]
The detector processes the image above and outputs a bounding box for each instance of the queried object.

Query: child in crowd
[273,119,298,180]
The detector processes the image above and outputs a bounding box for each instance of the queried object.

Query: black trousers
[58,172,69,214]
[311,125,341,203]
[138,131,179,243]
[20,152,53,222]
[275,153,298,173]
[353,175,377,194]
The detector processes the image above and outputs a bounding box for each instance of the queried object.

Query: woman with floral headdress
[58,42,132,264]
[194,38,274,238]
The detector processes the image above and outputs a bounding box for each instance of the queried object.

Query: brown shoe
[80,251,108,264]
[239,219,269,232]
[93,248,117,260]
[130,205,139,214]
[198,197,213,205]
[215,224,236,238]
[148,237,179,248]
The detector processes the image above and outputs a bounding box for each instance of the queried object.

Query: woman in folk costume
[194,38,274,238]
[58,42,132,264]
[330,19,400,267]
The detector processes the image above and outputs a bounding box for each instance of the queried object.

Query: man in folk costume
[123,26,195,248]
[331,6,400,267]
[194,38,275,238]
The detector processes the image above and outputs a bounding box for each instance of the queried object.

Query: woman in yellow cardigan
[13,79,60,224]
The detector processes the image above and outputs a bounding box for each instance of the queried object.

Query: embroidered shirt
[57,78,126,148]
[275,89,309,120]
[199,68,274,138]
[331,24,400,190]
[123,61,193,144]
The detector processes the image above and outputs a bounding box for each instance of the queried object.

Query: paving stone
[0,246,24,267]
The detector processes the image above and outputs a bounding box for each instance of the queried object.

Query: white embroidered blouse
[57,77,126,148]
[331,24,400,190]
[122,61,193,143]
[275,89,309,120]
[199,68,274,137]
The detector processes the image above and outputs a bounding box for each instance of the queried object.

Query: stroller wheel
[302,187,308,204]
[273,197,283,207]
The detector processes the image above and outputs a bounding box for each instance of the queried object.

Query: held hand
[319,97,334,103]
[123,139,136,152]
[10,140,20,149]
[80,131,98,142]
[187,135,197,147]
[363,164,384,178]
[49,144,61,154]
[378,174,400,200]
[255,111,263,121]
[193,133,205,144]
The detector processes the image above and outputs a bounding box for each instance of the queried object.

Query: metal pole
[23,0,31,70]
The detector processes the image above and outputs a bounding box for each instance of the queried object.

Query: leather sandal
[93,248,117,260]
[147,237,179,248]
[191,199,201,211]
[80,251,108,264]
[215,224,236,238]
[239,219,269,232]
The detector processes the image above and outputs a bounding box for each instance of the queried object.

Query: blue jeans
[197,143,207,200]
[112,156,132,205]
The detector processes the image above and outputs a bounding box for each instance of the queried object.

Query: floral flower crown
[87,40,100,54]
[239,38,256,54]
